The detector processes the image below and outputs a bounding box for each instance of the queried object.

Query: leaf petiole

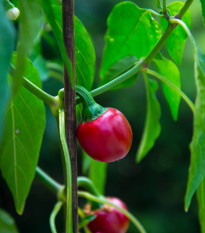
[146,69,195,113]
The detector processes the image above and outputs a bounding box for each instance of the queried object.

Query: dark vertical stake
[62,0,78,232]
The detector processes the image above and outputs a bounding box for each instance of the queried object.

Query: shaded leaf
[13,0,43,95]
[82,150,107,195]
[0,2,15,140]
[197,177,205,233]
[89,156,107,195]
[185,49,205,211]
[0,55,46,214]
[39,0,73,84]
[0,209,19,233]
[100,1,162,78]
[137,77,161,162]
[160,2,192,64]
[154,54,181,120]
[75,17,96,90]
[199,0,205,24]
[99,56,138,90]
[45,5,95,90]
[155,0,161,9]
[79,215,96,230]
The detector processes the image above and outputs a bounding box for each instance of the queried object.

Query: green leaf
[155,0,161,9]
[33,55,49,82]
[137,76,161,162]
[43,4,95,90]
[100,1,162,78]
[197,177,205,233]
[99,56,138,90]
[0,209,19,233]
[154,54,181,121]
[199,0,205,24]
[0,55,46,214]
[79,215,96,230]
[39,0,73,85]
[75,17,96,90]
[89,157,107,195]
[82,150,107,195]
[0,2,15,140]
[13,0,43,95]
[160,2,192,64]
[185,50,205,211]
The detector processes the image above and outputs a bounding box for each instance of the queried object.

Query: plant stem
[59,108,73,233]
[146,69,195,112]
[77,177,101,197]
[78,191,147,233]
[77,176,102,209]
[36,166,63,195]
[163,0,167,12]
[62,0,78,231]
[169,18,197,51]
[50,201,64,233]
[177,0,193,19]
[76,61,143,104]
[10,65,59,107]
[74,0,193,105]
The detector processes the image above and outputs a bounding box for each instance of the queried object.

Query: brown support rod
[62,0,78,232]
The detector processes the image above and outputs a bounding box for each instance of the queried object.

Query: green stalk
[146,69,195,112]
[10,65,63,116]
[36,167,63,195]
[78,191,147,233]
[169,18,197,51]
[59,109,73,233]
[50,201,64,233]
[163,0,167,12]
[177,0,193,19]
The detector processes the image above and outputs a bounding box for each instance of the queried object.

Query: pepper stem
[76,85,107,122]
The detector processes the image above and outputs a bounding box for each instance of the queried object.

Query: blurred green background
[0,0,205,232]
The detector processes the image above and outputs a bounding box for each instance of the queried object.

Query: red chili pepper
[76,86,132,162]
[87,197,129,233]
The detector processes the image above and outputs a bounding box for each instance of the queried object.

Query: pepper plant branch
[78,191,147,233]
[177,0,193,19]
[35,166,63,195]
[62,0,78,231]
[10,65,60,108]
[146,69,195,112]
[163,0,167,12]
[74,0,193,104]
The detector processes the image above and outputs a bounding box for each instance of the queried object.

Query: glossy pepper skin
[77,107,132,162]
[87,197,129,233]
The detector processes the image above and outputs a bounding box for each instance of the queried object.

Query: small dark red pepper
[76,85,132,162]
[86,197,129,233]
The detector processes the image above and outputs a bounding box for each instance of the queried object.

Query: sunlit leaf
[137,76,161,162]
[100,1,162,78]
[0,55,46,214]
[160,2,192,64]
[185,49,205,211]
[155,0,161,9]
[154,54,181,120]
[0,209,19,233]
[0,2,15,140]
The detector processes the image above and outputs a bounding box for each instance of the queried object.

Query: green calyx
[76,85,107,122]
